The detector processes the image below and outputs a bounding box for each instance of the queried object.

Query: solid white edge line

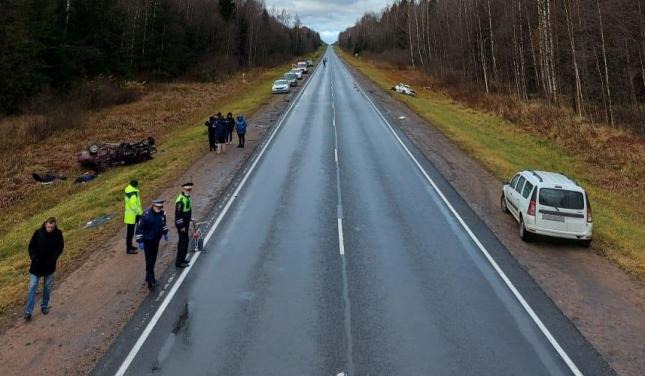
[335,149,338,164]
[345,61,583,376]
[114,61,323,376]
[338,218,345,256]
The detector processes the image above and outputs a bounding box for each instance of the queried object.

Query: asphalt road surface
[95,48,613,376]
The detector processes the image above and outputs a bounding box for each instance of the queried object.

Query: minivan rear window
[539,188,584,210]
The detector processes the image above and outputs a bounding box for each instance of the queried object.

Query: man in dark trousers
[124,179,143,254]
[25,217,64,321]
[236,114,248,148]
[136,199,169,290]
[174,182,193,268]
[215,112,227,154]
[206,116,216,151]
[225,112,235,145]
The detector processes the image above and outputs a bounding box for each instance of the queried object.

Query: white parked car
[392,83,416,96]
[501,170,593,246]
[290,69,303,79]
[272,79,290,94]
[297,61,308,73]
[283,72,297,86]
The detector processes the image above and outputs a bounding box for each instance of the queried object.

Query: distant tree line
[0,0,322,115]
[338,0,644,127]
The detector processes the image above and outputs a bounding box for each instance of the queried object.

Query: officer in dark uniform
[135,199,169,290]
[174,182,193,268]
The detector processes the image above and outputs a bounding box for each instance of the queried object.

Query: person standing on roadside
[174,182,193,268]
[124,179,143,254]
[206,116,216,151]
[215,112,227,154]
[24,217,64,321]
[225,112,235,145]
[136,199,169,290]
[235,114,248,148]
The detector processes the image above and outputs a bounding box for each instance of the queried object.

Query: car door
[535,187,584,232]
[513,175,527,216]
[505,174,521,218]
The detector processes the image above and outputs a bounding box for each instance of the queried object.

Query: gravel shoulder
[344,62,645,376]
[0,82,301,376]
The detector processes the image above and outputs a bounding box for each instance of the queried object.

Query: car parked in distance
[291,69,303,79]
[283,72,297,86]
[501,170,593,246]
[272,79,290,94]
[306,59,314,67]
[297,61,308,73]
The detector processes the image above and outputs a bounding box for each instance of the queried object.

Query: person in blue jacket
[235,115,248,148]
[135,199,169,290]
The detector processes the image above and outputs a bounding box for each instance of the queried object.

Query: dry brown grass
[375,65,645,197]
[0,70,265,234]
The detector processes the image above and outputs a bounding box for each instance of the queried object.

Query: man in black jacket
[206,116,216,151]
[25,217,64,321]
[174,182,193,268]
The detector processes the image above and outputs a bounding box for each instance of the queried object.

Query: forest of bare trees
[338,0,644,129]
[0,0,322,115]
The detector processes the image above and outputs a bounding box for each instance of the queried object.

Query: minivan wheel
[580,239,592,248]
[520,217,531,242]
[501,194,510,214]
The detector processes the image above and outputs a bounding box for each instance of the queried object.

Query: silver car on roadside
[272,79,290,94]
[284,73,298,87]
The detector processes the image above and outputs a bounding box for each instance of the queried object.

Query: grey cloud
[269,0,390,43]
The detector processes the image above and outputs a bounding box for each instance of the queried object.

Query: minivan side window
[515,176,526,194]
[522,181,534,199]
[510,174,520,189]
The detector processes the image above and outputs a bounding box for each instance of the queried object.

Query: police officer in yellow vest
[174,182,193,268]
[124,179,144,254]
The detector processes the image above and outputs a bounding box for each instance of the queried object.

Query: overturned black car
[78,137,156,172]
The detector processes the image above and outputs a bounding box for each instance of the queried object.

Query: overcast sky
[268,0,390,44]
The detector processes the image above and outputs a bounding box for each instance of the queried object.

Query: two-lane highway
[95,48,613,376]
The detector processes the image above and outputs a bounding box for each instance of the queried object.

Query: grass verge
[0,50,322,317]
[338,48,645,278]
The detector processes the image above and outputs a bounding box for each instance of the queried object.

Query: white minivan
[501,170,593,246]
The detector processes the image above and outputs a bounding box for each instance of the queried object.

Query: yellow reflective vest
[124,184,143,224]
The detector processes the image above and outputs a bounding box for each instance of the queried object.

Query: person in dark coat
[206,116,216,151]
[214,112,227,154]
[174,182,193,268]
[24,217,64,321]
[225,112,235,145]
[136,199,169,290]
[235,115,248,148]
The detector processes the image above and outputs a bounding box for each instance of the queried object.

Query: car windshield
[275,80,287,85]
[539,188,584,210]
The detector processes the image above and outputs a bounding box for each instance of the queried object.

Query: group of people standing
[205,112,248,153]
[124,179,195,290]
